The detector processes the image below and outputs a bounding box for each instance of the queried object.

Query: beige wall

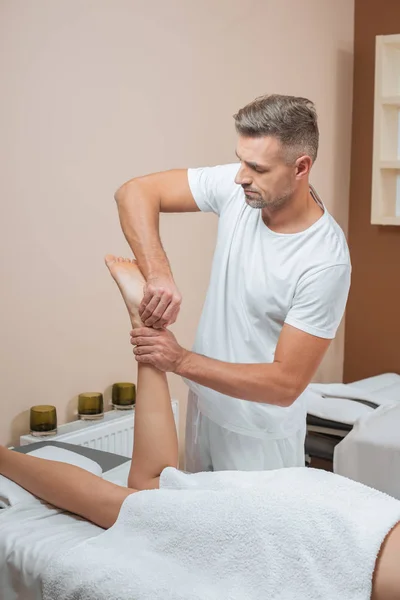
[0,0,354,455]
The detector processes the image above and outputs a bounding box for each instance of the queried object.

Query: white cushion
[28,446,102,477]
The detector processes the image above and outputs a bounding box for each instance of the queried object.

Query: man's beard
[244,189,293,211]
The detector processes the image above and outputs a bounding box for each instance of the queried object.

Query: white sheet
[307,372,400,425]
[0,502,102,600]
[334,402,400,500]
[42,466,400,600]
[0,448,129,600]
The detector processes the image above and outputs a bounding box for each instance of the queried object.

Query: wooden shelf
[371,34,400,225]
[381,96,400,106]
[371,215,400,226]
[380,161,400,168]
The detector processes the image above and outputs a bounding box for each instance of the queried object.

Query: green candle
[112,382,136,410]
[78,392,104,420]
[30,405,57,436]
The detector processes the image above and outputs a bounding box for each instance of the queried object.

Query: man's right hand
[115,169,198,329]
[139,274,182,329]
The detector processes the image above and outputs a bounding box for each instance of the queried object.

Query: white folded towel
[42,466,400,600]
[0,475,40,508]
[307,373,400,425]
[306,389,375,425]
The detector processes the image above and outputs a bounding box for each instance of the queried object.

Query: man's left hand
[130,327,188,373]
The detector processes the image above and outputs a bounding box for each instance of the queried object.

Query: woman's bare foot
[105,255,145,329]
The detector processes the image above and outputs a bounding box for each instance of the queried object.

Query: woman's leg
[0,256,178,529]
[104,255,178,490]
[372,522,400,600]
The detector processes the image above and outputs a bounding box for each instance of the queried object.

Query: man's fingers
[130,336,159,346]
[151,321,166,330]
[134,354,152,364]
[139,294,163,323]
[134,352,164,369]
[130,327,160,340]
[144,296,172,327]
[138,287,154,316]
[152,299,181,328]
[132,345,155,356]
[167,304,180,325]
[158,303,178,327]
[150,315,169,329]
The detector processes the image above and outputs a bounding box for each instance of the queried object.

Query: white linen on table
[307,373,400,425]
[0,447,127,600]
[334,402,400,499]
[0,501,102,600]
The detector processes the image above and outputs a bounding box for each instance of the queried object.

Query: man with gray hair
[115,94,351,472]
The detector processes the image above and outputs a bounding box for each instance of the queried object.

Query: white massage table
[0,442,131,600]
[2,377,400,598]
[305,372,400,466]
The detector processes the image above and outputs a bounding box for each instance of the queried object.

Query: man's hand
[130,327,188,372]
[139,275,182,329]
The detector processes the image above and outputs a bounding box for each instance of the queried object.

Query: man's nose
[235,165,252,186]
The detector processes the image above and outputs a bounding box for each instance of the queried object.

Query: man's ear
[295,155,312,179]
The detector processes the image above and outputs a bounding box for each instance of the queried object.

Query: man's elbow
[114,179,136,207]
[278,382,306,408]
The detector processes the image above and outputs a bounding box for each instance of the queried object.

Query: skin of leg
[128,363,178,490]
[0,256,178,529]
[103,255,179,489]
[371,522,400,600]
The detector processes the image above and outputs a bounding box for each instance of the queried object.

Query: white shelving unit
[372,34,400,225]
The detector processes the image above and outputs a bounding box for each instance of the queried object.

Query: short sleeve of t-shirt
[187,163,240,215]
[285,264,351,339]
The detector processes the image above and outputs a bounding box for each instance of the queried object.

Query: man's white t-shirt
[185,163,351,439]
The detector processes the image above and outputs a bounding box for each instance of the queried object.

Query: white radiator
[20,400,179,458]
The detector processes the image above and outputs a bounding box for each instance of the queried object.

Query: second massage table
[305,372,400,467]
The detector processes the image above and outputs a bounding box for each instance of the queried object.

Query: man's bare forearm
[175,351,302,407]
[114,179,171,279]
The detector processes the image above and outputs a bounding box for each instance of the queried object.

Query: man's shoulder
[322,212,351,265]
[187,163,242,216]
[188,162,240,184]
[301,211,350,268]
[188,163,240,183]
[191,162,240,173]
